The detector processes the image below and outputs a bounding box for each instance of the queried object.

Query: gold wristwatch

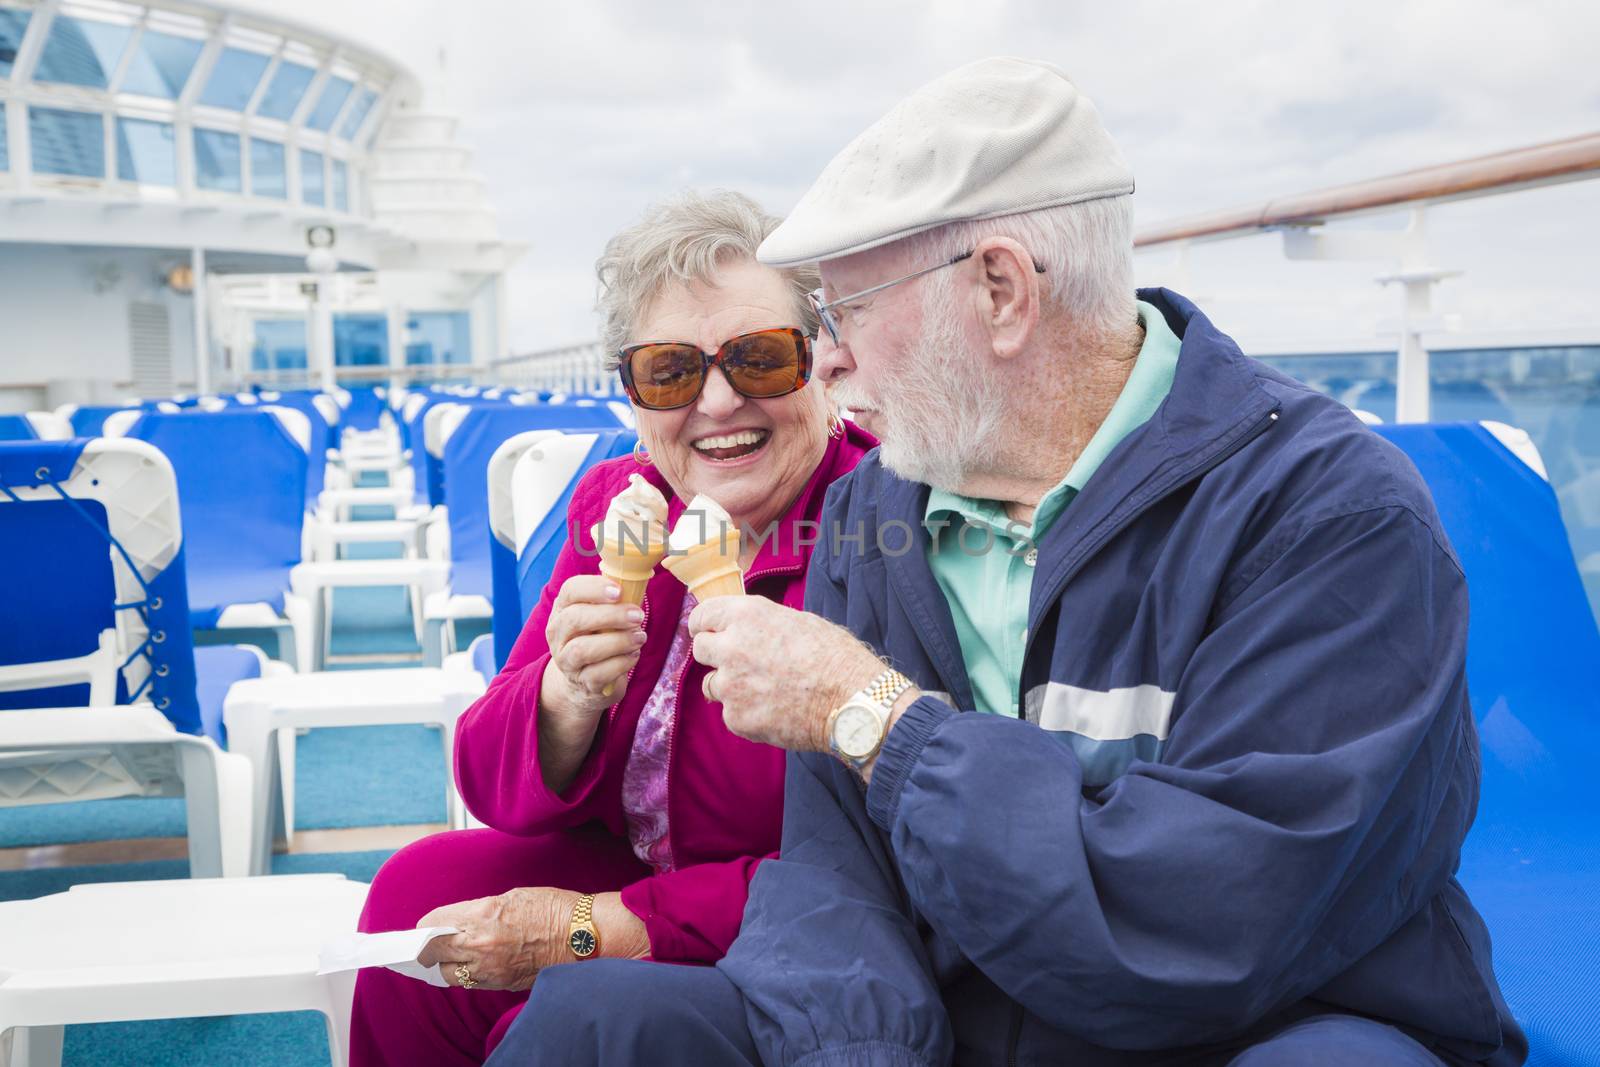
[827,668,914,774]
[568,893,599,959]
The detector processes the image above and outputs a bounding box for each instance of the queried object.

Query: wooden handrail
[1135,130,1600,247]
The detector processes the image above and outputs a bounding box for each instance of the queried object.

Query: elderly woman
[350,190,874,1065]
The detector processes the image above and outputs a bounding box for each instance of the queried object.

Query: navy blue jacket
[716,290,1524,1067]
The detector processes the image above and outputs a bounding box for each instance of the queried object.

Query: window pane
[0,107,8,171]
[116,117,175,185]
[406,312,472,365]
[337,87,377,140]
[250,138,286,198]
[199,47,270,110]
[331,158,348,212]
[29,107,104,177]
[1255,353,1399,424]
[300,147,324,205]
[1430,345,1600,624]
[193,128,242,191]
[334,314,387,367]
[0,8,31,79]
[304,75,352,132]
[34,16,130,89]
[256,60,314,120]
[254,319,307,371]
[119,29,201,99]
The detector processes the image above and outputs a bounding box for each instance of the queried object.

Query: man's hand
[687,597,890,753]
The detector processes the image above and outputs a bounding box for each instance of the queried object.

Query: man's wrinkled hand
[687,597,886,752]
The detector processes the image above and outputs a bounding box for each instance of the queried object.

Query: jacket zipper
[1019,407,1280,681]
[1005,1001,1023,1067]
[607,593,650,734]
[663,560,803,863]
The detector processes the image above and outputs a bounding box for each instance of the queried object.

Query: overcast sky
[273,0,1600,354]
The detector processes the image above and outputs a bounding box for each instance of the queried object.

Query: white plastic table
[224,666,486,875]
[0,875,368,1067]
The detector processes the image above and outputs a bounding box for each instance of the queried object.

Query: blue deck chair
[266,391,335,510]
[0,415,37,441]
[0,438,255,875]
[422,406,624,662]
[1375,421,1600,1064]
[342,386,384,431]
[409,392,460,507]
[61,405,134,437]
[125,411,311,668]
[486,429,636,671]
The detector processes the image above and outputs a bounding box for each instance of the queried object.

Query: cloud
[271,0,1600,353]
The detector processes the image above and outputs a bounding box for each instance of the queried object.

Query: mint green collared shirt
[924,301,1182,716]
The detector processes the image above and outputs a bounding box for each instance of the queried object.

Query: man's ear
[973,236,1041,361]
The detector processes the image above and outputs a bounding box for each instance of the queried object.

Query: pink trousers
[350,825,650,1066]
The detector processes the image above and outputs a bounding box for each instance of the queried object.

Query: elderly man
[487,58,1524,1067]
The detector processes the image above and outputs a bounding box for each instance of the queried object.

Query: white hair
[595,190,819,369]
[903,194,1137,339]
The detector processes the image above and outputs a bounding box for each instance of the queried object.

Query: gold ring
[702,672,717,703]
[454,963,478,989]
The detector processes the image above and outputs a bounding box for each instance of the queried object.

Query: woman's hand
[538,575,648,790]
[416,888,649,990]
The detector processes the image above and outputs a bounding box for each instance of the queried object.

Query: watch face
[834,703,882,759]
[569,928,597,957]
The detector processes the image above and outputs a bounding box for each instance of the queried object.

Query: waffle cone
[593,523,667,606]
[662,531,745,599]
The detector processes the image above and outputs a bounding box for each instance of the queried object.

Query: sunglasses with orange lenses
[617,327,813,411]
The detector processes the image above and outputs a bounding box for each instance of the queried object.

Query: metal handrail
[1135,130,1600,248]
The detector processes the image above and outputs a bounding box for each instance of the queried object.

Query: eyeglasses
[617,327,812,411]
[807,249,1047,344]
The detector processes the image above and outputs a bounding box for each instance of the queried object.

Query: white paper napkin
[317,926,459,988]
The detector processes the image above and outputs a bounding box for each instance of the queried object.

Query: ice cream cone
[662,529,745,600]
[594,525,667,606]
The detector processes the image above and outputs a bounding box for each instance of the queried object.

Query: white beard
[837,278,1008,493]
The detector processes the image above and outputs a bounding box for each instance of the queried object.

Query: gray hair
[596,190,820,369]
[904,194,1136,340]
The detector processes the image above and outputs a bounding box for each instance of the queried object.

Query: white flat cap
[758,57,1133,267]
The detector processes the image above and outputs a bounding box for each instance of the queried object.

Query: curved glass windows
[305,75,352,132]
[0,8,30,79]
[119,29,202,98]
[254,319,307,371]
[406,313,472,365]
[199,47,270,110]
[194,128,242,192]
[338,87,377,140]
[115,117,175,185]
[35,16,132,89]
[331,158,348,213]
[300,148,325,205]
[256,59,315,121]
[250,138,286,199]
[335,314,387,367]
[29,107,104,177]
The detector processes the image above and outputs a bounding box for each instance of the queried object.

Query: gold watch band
[573,893,595,926]
[866,669,914,710]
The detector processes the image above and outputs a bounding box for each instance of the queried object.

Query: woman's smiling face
[628,257,830,533]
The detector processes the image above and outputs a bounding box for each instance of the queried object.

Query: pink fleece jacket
[454,423,874,964]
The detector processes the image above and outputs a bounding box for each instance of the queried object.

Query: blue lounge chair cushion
[1377,422,1600,1065]
[192,644,262,745]
[128,411,307,629]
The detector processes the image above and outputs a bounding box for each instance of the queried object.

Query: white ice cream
[669,493,736,552]
[593,473,669,555]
